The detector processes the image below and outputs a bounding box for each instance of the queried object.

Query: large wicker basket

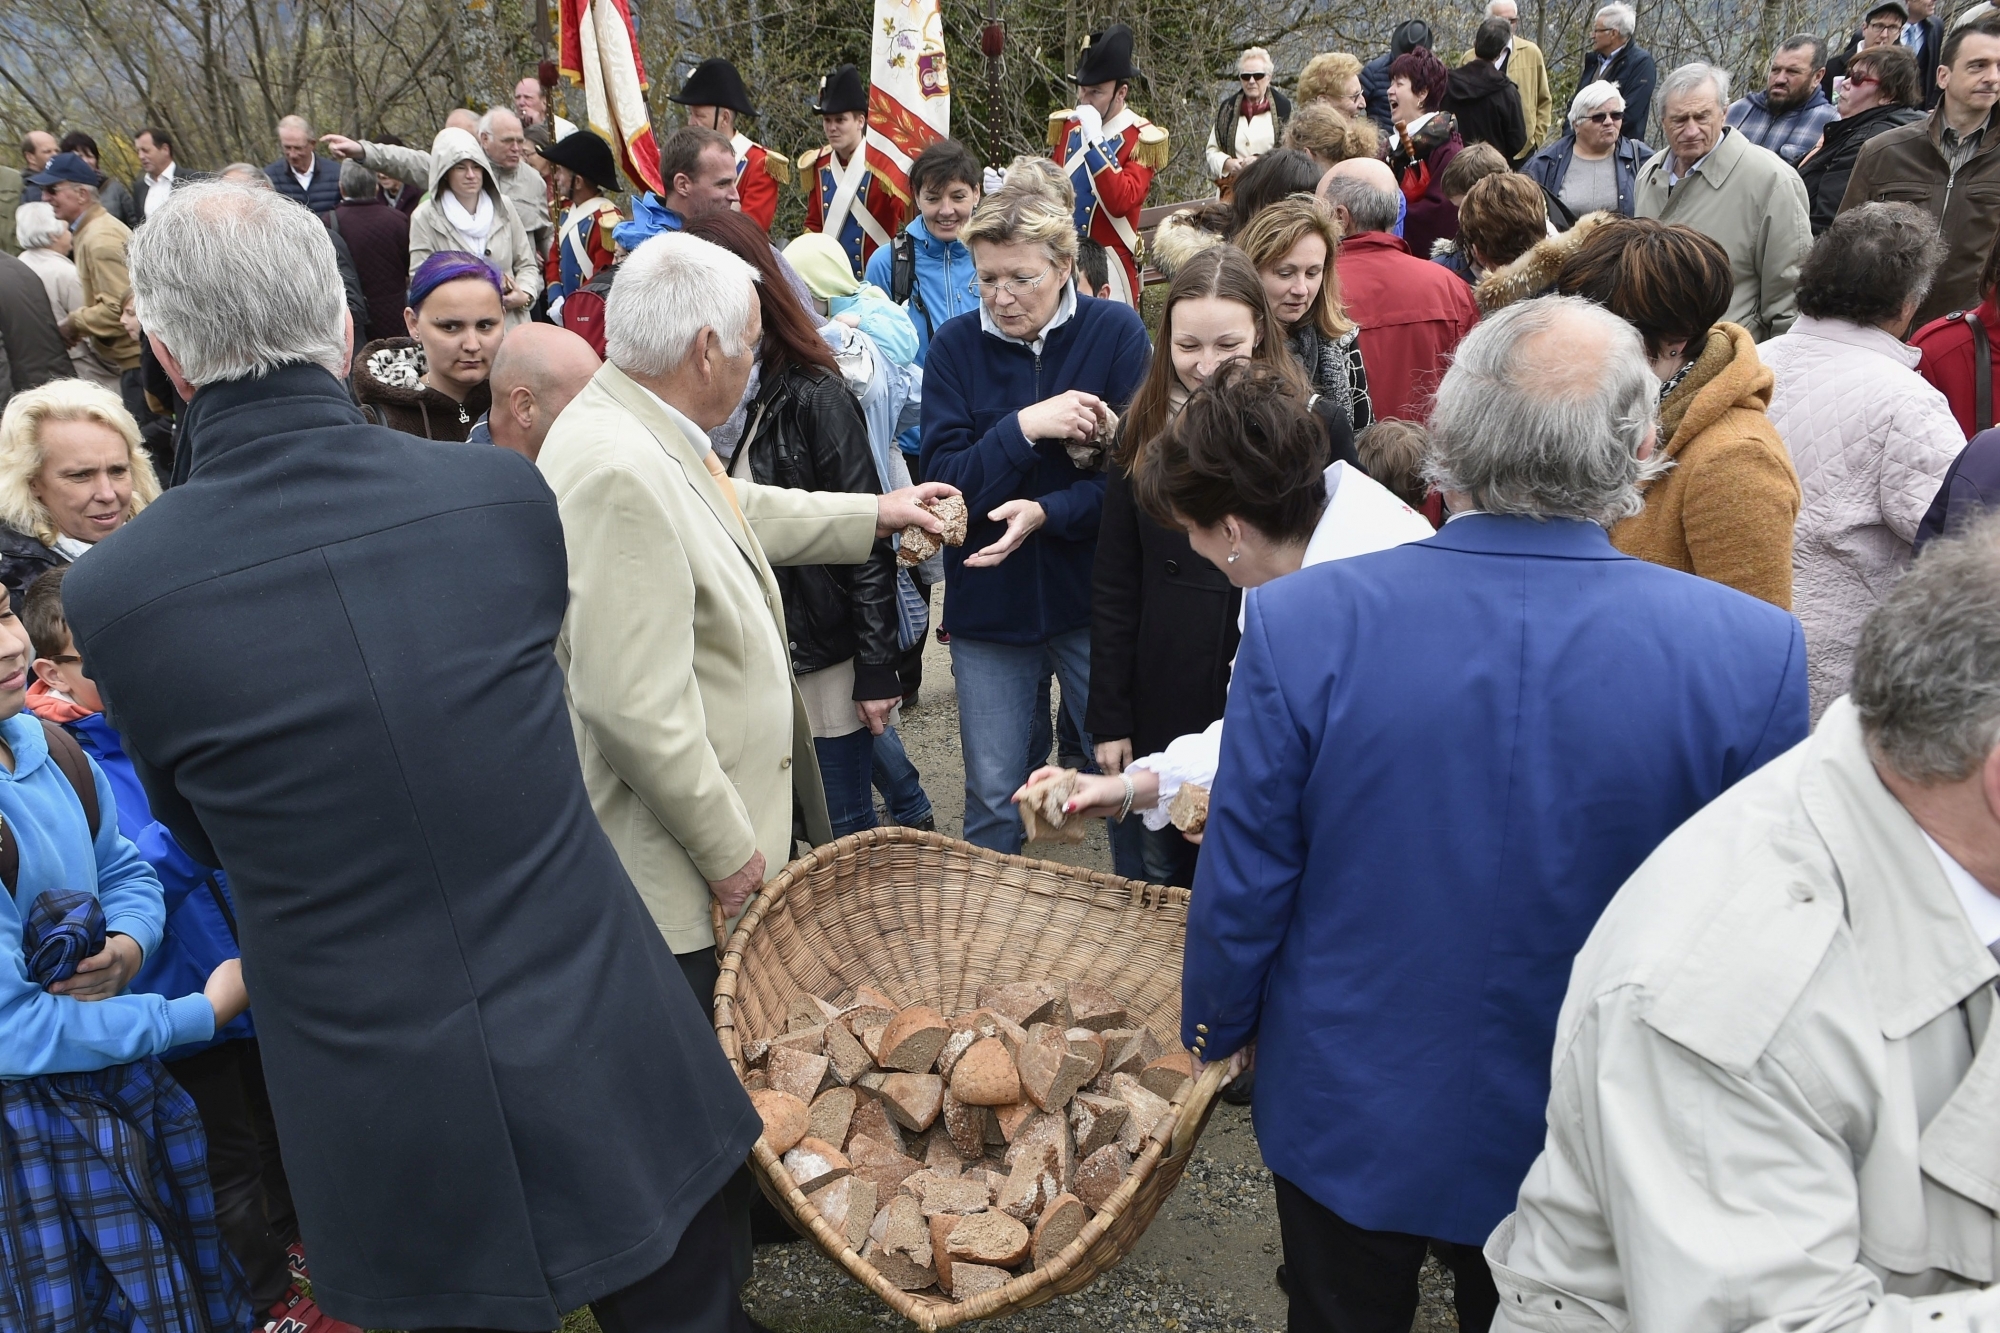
[713,826,1230,1329]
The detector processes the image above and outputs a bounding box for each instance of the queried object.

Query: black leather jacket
[0,524,62,615]
[731,362,902,699]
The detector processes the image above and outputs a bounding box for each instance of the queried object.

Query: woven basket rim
[712,827,1222,1329]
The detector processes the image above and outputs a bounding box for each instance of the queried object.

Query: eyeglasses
[1584,109,1625,123]
[1865,19,1904,32]
[976,270,1053,297]
[1847,73,1881,88]
[1240,72,1269,82]
[1592,25,1620,34]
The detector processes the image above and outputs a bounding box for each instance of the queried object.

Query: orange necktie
[701,449,750,539]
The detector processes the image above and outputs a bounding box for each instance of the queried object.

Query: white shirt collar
[291,161,315,190]
[637,384,719,458]
[978,280,1077,356]
[145,161,175,188]
[1922,833,2000,949]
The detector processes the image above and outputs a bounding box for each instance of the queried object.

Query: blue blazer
[1182,514,1807,1245]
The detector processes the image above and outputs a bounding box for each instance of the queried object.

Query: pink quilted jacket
[1761,315,1965,721]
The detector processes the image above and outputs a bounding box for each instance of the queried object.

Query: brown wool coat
[1609,322,1801,609]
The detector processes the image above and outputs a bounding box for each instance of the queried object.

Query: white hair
[477,108,522,139]
[1594,3,1636,36]
[14,202,63,251]
[1239,46,1274,73]
[128,181,348,385]
[276,113,314,138]
[1567,79,1628,126]
[1660,61,1730,108]
[1425,296,1659,526]
[604,232,760,378]
[1485,0,1518,15]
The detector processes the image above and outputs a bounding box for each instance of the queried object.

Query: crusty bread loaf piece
[897,494,970,567]
[1018,769,1086,844]
[1167,782,1208,836]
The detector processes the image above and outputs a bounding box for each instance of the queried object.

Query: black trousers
[164,1037,299,1312]
[677,946,760,1286]
[416,1184,752,1333]
[1273,1176,1498,1333]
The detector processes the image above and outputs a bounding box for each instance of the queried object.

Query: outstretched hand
[876,482,961,538]
[963,499,1045,568]
[319,134,366,161]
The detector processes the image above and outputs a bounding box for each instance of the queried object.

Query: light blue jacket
[0,711,213,1078]
[867,217,980,455]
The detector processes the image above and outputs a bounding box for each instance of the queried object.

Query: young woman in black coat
[689,210,920,838]
[1087,246,1344,887]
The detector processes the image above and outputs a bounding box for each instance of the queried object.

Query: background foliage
[1,0,1861,230]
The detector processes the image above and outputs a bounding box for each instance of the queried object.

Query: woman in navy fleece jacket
[919,193,1151,852]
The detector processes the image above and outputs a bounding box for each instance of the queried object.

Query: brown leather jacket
[1838,107,2000,328]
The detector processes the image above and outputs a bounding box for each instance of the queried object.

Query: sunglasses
[1241,72,1269,81]
[1585,110,1625,123]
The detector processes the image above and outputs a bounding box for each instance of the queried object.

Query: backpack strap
[0,721,103,894]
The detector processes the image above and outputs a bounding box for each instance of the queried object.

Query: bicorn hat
[811,64,870,115]
[671,57,755,117]
[1071,24,1142,84]
[537,128,622,192]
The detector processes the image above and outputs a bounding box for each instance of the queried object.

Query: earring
[1227,550,1241,564]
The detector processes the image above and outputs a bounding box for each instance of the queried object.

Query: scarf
[440,188,496,250]
[50,535,92,562]
[1239,93,1273,118]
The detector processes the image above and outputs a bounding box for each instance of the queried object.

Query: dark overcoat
[61,363,758,1332]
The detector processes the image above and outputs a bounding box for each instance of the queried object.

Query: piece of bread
[1167,782,1208,835]
[1018,769,1086,844]
[898,494,970,567]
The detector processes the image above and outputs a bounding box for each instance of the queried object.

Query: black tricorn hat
[671,57,755,116]
[1070,24,1141,84]
[538,128,622,192]
[811,64,870,115]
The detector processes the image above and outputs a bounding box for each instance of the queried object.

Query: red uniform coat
[1911,292,1999,438]
[801,146,906,277]
[1333,231,1481,424]
[1052,108,1167,305]
[733,136,785,232]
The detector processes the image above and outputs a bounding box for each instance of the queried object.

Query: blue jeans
[950,629,1093,854]
[814,730,880,839]
[870,725,933,826]
[1109,815,1200,887]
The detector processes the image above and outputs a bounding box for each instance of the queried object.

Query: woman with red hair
[1385,47,1465,261]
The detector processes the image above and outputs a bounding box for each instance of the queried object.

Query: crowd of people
[0,6,1998,1333]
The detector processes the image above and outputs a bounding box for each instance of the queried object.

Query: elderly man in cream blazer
[538,231,952,973]
[1486,516,2000,1332]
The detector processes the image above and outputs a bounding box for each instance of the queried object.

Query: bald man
[472,324,601,462]
[1320,154,1480,422]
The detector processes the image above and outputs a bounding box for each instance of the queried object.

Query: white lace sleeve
[1128,720,1223,831]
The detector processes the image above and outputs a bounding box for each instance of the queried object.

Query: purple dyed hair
[407,251,504,312]
[1388,47,1449,113]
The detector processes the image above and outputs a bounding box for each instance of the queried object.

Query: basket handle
[1170,1060,1233,1160]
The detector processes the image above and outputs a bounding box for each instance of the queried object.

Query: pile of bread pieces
[897,495,969,568]
[742,978,1196,1303]
[1017,771,1210,844]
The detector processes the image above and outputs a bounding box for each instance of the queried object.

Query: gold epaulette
[1134,120,1169,170]
[797,146,826,178]
[1048,109,1073,152]
[764,147,791,186]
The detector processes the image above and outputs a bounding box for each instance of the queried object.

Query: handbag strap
[1971,309,1992,433]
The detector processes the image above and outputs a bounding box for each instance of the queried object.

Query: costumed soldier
[537,129,623,323]
[801,63,906,278]
[669,56,789,232]
[1049,24,1168,307]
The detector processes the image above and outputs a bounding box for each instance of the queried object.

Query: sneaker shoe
[284,1241,309,1280]
[265,1289,361,1333]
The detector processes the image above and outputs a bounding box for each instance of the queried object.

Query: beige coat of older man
[537,363,877,954]
[1486,698,2000,1332]
[1635,125,1812,341]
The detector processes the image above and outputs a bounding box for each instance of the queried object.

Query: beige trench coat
[1487,698,2000,1332]
[537,364,877,954]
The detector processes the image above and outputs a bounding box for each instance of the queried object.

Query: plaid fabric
[1725,93,1838,167]
[21,891,103,987]
[0,1058,255,1333]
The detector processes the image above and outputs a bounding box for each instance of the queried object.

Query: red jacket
[1911,291,1997,439]
[734,138,784,232]
[1334,231,1481,424]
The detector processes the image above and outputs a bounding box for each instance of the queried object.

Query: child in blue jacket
[0,565,252,1332]
[24,566,307,1326]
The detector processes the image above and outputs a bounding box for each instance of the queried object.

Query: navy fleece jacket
[919,293,1151,644]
